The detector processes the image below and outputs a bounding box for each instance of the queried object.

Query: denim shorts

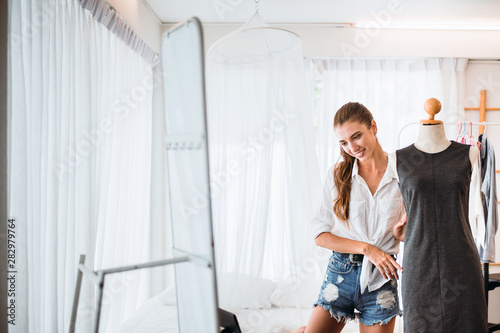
[314,251,401,326]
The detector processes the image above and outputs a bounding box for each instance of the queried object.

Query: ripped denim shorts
[313,251,401,326]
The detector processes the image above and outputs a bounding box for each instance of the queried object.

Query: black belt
[338,252,364,264]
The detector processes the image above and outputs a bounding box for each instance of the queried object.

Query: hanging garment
[396,141,487,333]
[478,133,498,263]
[469,156,486,250]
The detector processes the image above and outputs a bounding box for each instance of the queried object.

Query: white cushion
[270,277,323,308]
[217,272,277,310]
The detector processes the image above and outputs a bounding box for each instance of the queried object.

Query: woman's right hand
[364,244,402,280]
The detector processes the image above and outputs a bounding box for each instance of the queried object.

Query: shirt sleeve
[310,166,337,239]
[483,141,497,262]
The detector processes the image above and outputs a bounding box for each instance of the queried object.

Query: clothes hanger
[456,121,467,144]
[468,122,479,148]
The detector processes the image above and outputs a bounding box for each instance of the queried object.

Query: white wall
[163,23,500,58]
[107,0,162,52]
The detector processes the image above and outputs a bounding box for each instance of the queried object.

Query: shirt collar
[384,155,398,181]
[351,155,397,184]
[352,158,360,182]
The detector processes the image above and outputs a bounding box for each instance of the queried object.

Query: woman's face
[335,120,378,162]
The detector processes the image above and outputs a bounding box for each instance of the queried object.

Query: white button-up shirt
[311,158,404,293]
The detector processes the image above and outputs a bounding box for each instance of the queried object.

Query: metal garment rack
[68,252,211,333]
[397,121,500,149]
[399,90,500,146]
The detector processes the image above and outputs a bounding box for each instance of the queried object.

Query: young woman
[291,102,405,333]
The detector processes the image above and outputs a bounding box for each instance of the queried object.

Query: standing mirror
[161,17,219,332]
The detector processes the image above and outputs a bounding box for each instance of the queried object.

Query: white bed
[118,297,403,333]
[118,273,404,333]
[117,296,311,333]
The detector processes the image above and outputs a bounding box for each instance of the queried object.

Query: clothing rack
[399,89,500,144]
[397,121,500,149]
[465,90,500,135]
[465,90,500,333]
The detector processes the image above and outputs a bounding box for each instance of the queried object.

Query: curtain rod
[462,121,500,125]
[468,59,500,62]
[305,57,500,62]
[77,0,160,66]
[304,56,471,61]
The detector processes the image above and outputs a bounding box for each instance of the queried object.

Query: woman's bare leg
[289,305,346,333]
[359,316,396,333]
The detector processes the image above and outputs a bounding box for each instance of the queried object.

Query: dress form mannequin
[392,98,489,332]
[390,98,479,178]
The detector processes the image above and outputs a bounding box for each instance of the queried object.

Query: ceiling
[145,0,500,28]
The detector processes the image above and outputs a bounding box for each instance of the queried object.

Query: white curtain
[205,24,325,319]
[8,0,154,332]
[308,58,468,179]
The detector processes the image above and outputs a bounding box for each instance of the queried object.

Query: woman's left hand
[393,213,407,242]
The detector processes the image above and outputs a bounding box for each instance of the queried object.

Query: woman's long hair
[333,102,374,224]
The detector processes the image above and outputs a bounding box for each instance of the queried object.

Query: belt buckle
[349,253,363,264]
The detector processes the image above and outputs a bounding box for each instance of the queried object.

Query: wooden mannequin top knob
[421,98,443,124]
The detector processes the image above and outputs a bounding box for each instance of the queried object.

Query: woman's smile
[353,148,366,158]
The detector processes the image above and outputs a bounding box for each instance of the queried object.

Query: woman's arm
[315,231,368,254]
[315,232,403,280]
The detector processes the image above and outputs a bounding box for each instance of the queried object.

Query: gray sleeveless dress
[396,141,487,333]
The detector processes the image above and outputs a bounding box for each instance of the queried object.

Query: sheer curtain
[205,20,324,319]
[308,58,468,179]
[8,0,154,332]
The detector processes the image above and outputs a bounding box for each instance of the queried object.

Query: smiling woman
[290,102,405,333]
[332,102,379,223]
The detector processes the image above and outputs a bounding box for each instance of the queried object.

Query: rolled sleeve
[311,167,337,239]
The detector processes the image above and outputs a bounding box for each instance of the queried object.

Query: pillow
[157,272,277,310]
[157,285,177,305]
[270,276,323,308]
[217,272,277,310]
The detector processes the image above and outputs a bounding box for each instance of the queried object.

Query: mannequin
[389,98,479,176]
[391,97,488,333]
